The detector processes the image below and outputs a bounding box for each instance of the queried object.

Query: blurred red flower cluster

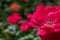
[7,3,60,40]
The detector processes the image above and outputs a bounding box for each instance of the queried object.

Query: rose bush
[0,0,60,40]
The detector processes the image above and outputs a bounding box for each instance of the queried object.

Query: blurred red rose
[20,21,32,31]
[7,13,22,24]
[30,4,60,28]
[28,4,60,40]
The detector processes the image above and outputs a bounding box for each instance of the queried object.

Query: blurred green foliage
[0,0,60,40]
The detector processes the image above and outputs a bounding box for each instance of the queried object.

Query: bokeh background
[0,0,60,40]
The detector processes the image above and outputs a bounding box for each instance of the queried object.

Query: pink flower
[7,13,22,24]
[29,4,60,40]
[30,4,60,28]
[20,21,31,31]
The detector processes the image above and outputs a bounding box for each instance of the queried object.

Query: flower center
[44,20,53,26]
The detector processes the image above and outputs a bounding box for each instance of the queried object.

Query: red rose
[20,21,31,31]
[29,4,60,40]
[30,4,60,28]
[7,13,22,24]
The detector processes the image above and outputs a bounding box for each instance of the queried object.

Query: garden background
[0,0,60,40]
